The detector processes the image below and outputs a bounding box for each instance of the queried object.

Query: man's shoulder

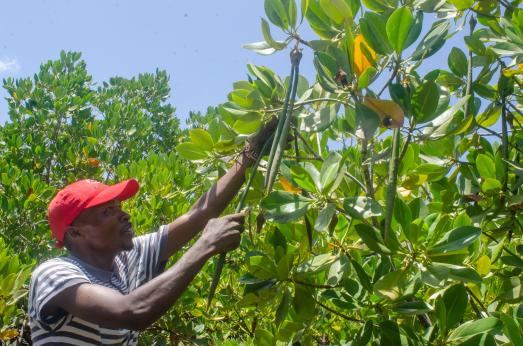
[31,256,83,279]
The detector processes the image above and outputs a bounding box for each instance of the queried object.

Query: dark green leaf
[476,154,496,179]
[392,300,432,315]
[314,203,336,231]
[443,283,468,330]
[261,191,313,223]
[448,47,468,77]
[448,317,502,342]
[428,226,481,254]
[343,197,383,219]
[360,12,393,55]
[275,288,290,327]
[411,20,450,61]
[293,285,316,320]
[412,81,439,123]
[386,7,414,54]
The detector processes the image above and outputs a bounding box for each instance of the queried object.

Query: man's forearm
[191,155,252,217]
[162,155,251,258]
[126,239,213,330]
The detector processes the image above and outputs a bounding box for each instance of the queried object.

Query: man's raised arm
[160,121,277,262]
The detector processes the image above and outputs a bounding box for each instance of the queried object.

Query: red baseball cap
[48,179,139,248]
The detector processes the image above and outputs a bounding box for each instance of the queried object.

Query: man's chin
[122,241,134,251]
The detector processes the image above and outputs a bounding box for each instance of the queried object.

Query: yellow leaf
[87,158,100,167]
[0,329,20,340]
[477,255,491,276]
[279,177,302,194]
[363,97,405,128]
[353,34,376,76]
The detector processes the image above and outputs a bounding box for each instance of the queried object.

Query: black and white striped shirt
[28,226,168,345]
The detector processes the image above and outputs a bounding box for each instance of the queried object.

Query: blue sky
[0,1,464,125]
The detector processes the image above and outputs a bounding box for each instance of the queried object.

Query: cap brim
[85,179,139,208]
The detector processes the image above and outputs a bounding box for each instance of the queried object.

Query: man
[28,127,273,345]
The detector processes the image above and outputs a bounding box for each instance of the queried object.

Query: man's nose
[119,210,130,222]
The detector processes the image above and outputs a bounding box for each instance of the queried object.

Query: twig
[377,59,399,97]
[289,278,341,289]
[466,287,488,315]
[482,232,520,259]
[314,298,365,323]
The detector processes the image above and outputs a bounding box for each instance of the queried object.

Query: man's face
[70,199,135,253]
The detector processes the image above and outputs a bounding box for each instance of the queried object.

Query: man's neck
[69,248,117,272]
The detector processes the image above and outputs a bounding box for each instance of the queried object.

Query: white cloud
[0,58,20,74]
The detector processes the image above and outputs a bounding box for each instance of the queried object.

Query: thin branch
[482,232,520,259]
[314,297,365,323]
[377,59,399,97]
[289,278,341,289]
[466,287,488,315]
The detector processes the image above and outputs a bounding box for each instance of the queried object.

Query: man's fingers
[224,212,246,224]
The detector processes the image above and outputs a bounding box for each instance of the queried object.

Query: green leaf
[261,191,313,223]
[499,277,522,302]
[380,320,402,346]
[392,300,432,315]
[359,12,393,55]
[353,321,373,346]
[298,104,337,132]
[404,10,423,49]
[448,317,502,342]
[412,163,448,180]
[189,129,214,151]
[314,203,336,231]
[374,270,406,300]
[261,18,288,50]
[481,178,502,194]
[501,313,523,345]
[327,255,349,286]
[386,7,414,54]
[275,288,290,327]
[354,223,392,255]
[428,226,481,254]
[422,95,470,139]
[412,81,439,123]
[175,142,209,161]
[264,0,289,29]
[476,154,496,179]
[293,285,316,320]
[448,0,474,10]
[320,152,342,193]
[350,259,373,293]
[357,66,377,89]
[233,112,262,134]
[297,253,338,275]
[254,328,275,346]
[448,47,468,77]
[243,41,278,55]
[442,284,468,330]
[313,52,339,92]
[343,197,383,219]
[320,0,353,25]
[411,20,450,61]
[290,163,320,192]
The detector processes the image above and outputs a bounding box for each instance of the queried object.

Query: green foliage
[1,0,523,344]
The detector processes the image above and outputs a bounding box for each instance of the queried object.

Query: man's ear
[65,225,82,242]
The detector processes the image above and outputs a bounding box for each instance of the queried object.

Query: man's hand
[198,212,245,255]
[242,118,279,165]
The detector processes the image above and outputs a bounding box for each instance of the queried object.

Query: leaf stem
[384,128,401,244]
